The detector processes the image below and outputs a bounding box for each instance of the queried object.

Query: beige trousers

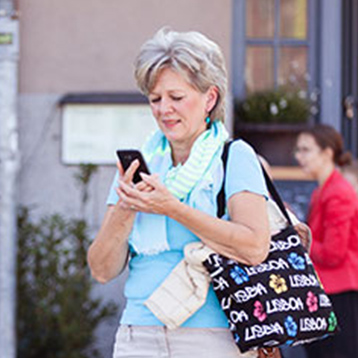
[113,325,258,358]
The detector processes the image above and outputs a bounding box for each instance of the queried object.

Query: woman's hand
[294,222,312,252]
[117,173,179,215]
[115,160,154,210]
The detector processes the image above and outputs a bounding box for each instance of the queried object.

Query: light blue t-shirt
[106,139,268,327]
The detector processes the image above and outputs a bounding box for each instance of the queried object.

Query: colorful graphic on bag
[203,225,339,353]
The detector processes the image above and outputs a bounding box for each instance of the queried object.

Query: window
[233,0,317,97]
[246,0,309,93]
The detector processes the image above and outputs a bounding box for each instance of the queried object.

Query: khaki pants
[113,325,258,358]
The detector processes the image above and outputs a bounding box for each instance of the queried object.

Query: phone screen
[116,150,150,184]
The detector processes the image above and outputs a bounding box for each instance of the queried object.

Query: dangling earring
[205,116,211,129]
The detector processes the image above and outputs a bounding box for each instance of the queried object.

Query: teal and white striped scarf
[130,121,228,255]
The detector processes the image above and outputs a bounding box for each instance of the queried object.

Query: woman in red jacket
[295,124,358,358]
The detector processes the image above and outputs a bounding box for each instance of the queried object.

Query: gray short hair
[134,27,228,122]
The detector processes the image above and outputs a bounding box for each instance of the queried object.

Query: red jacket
[308,169,358,294]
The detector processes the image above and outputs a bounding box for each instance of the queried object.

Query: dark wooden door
[342,0,358,157]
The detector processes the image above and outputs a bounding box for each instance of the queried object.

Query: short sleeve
[106,171,120,206]
[225,140,268,201]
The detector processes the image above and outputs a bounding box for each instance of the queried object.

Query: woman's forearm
[87,205,136,283]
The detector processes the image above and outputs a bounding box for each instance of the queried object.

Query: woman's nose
[295,153,305,167]
[159,97,173,115]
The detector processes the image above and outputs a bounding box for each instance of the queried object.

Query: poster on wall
[61,103,157,165]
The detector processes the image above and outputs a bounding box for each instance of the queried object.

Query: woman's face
[294,133,331,179]
[148,68,216,148]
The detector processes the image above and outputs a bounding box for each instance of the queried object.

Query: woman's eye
[172,96,183,101]
[150,97,160,103]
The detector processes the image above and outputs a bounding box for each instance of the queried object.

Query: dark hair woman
[295,124,358,358]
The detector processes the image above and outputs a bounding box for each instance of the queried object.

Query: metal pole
[0,0,19,356]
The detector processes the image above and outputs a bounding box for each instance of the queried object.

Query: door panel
[342,0,358,157]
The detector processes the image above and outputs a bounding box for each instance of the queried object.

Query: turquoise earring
[205,116,211,124]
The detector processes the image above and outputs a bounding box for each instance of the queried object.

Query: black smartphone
[116,149,150,184]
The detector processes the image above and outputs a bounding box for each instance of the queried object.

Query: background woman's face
[148,68,210,148]
[295,133,328,179]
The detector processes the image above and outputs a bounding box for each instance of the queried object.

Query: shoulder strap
[217,140,293,226]
[261,167,293,225]
[216,141,232,217]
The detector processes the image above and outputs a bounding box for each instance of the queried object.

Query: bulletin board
[60,93,157,165]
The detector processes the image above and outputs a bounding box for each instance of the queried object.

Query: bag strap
[216,141,231,217]
[217,140,293,226]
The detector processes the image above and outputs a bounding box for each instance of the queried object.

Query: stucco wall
[19,0,231,93]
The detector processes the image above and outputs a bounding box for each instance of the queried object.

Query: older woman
[88,28,270,358]
[295,124,358,358]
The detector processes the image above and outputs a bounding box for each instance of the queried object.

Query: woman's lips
[162,119,180,128]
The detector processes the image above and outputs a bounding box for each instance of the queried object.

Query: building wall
[17,1,232,356]
[19,0,232,93]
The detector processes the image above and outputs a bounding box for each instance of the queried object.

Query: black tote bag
[203,142,339,353]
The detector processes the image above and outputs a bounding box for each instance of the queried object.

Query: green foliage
[235,87,311,124]
[74,164,99,211]
[17,207,117,358]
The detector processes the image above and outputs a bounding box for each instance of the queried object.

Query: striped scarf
[130,121,228,255]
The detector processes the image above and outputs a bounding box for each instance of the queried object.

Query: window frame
[232,0,318,100]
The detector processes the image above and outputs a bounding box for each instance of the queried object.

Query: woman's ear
[205,86,219,114]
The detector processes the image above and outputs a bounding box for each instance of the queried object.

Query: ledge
[271,166,312,181]
[58,92,148,106]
